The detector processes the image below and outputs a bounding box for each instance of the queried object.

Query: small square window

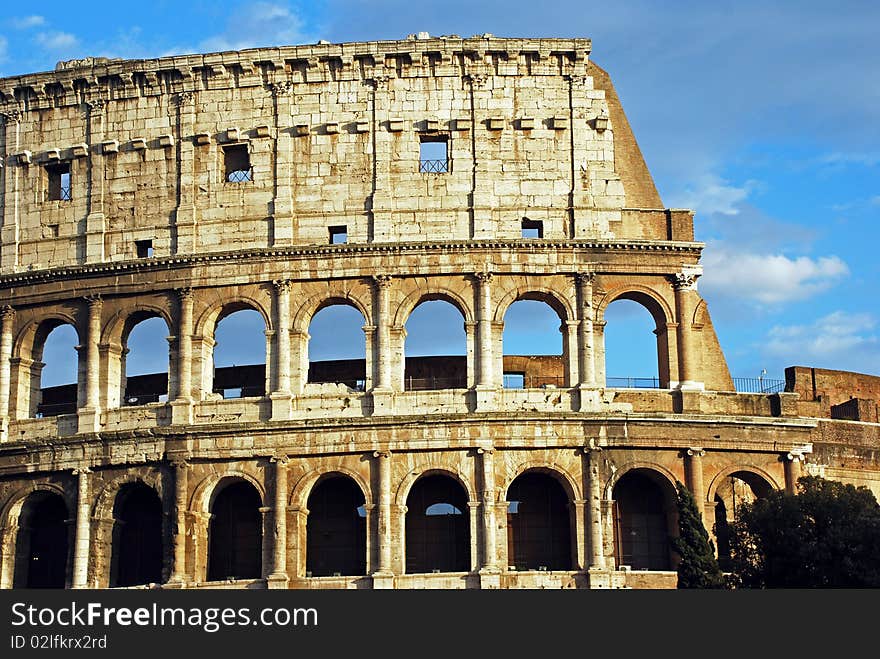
[329,225,348,244]
[135,239,154,258]
[503,372,525,389]
[419,135,449,173]
[224,144,252,183]
[46,163,71,201]
[521,218,543,238]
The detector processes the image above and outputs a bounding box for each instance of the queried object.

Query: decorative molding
[372,274,393,289]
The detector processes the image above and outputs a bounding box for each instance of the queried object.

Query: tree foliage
[727,475,880,588]
[671,481,726,588]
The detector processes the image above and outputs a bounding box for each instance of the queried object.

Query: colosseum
[0,34,877,590]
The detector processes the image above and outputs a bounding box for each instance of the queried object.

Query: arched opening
[14,491,69,588]
[306,475,366,577]
[612,470,677,570]
[211,307,266,399]
[110,483,163,587]
[713,471,774,570]
[506,471,573,571]
[404,299,466,390]
[207,479,262,581]
[405,474,469,573]
[602,293,667,389]
[34,322,79,417]
[121,315,170,406]
[502,298,566,389]
[307,303,366,391]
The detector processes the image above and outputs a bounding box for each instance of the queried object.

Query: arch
[706,465,780,504]
[503,462,581,503]
[611,467,679,571]
[206,477,263,581]
[92,470,166,521]
[191,470,266,513]
[306,302,367,388]
[494,287,573,324]
[305,474,367,577]
[193,296,273,338]
[110,483,163,587]
[12,490,70,588]
[393,288,473,327]
[603,461,680,501]
[102,305,173,347]
[290,467,372,509]
[292,291,371,334]
[505,469,574,571]
[405,473,470,574]
[13,313,81,361]
[395,465,476,507]
[596,285,673,329]
[402,297,468,390]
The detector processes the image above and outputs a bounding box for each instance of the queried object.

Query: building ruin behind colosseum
[0,35,877,590]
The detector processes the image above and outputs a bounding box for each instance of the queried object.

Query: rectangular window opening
[135,239,154,258]
[224,144,252,183]
[521,218,543,238]
[46,162,71,201]
[419,135,449,173]
[329,225,348,244]
[503,372,526,389]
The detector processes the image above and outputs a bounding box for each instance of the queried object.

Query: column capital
[0,305,14,321]
[72,467,92,477]
[785,451,805,462]
[476,447,495,455]
[373,274,393,289]
[83,294,102,308]
[269,80,295,96]
[86,98,106,114]
[686,448,705,457]
[1,109,22,124]
[272,279,293,293]
[173,91,195,106]
[373,449,391,459]
[575,272,596,286]
[175,287,194,302]
[169,459,189,470]
[270,454,290,465]
[474,271,494,284]
[669,267,702,291]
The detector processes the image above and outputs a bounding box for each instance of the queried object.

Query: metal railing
[308,379,366,392]
[226,167,253,183]
[419,159,449,173]
[732,377,786,393]
[606,377,661,389]
[404,376,467,391]
[502,375,566,389]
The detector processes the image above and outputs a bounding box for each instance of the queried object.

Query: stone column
[78,295,102,433]
[268,456,289,586]
[586,448,605,569]
[168,459,189,584]
[1,110,22,273]
[72,468,91,588]
[468,501,480,572]
[475,272,494,387]
[271,280,292,420]
[479,447,499,572]
[171,288,194,425]
[172,91,198,254]
[784,451,804,495]
[373,450,394,582]
[372,276,394,415]
[0,306,14,441]
[84,99,106,263]
[671,271,703,390]
[269,81,295,245]
[576,273,596,388]
[685,448,706,522]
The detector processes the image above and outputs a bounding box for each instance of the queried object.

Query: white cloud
[667,175,759,216]
[0,36,7,64]
[815,152,880,167]
[700,248,849,305]
[11,15,45,29]
[35,31,79,51]
[763,312,879,370]
[200,2,315,52]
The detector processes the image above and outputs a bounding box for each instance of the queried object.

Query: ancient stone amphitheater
[0,34,877,590]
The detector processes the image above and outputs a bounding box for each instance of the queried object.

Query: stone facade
[0,35,876,590]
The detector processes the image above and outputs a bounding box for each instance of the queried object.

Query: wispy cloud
[0,36,7,64]
[814,152,880,168]
[763,311,879,374]
[667,174,760,216]
[700,249,849,305]
[35,31,79,51]
[11,15,45,29]
[199,2,316,52]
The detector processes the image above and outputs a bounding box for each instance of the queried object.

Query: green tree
[728,475,880,588]
[671,481,726,588]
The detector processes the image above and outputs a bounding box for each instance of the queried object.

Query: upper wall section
[0,36,689,273]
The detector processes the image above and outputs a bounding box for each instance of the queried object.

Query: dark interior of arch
[713,471,774,569]
[307,303,366,388]
[306,476,366,577]
[613,471,672,570]
[111,483,163,587]
[207,480,262,581]
[15,492,69,588]
[404,299,467,390]
[212,308,266,398]
[123,315,170,404]
[405,474,469,573]
[506,472,572,571]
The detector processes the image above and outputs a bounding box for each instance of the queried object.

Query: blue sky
[6,1,878,385]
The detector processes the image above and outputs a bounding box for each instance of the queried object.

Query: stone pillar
[468,501,480,572]
[268,456,289,586]
[475,272,494,387]
[84,99,106,263]
[685,448,706,522]
[372,276,393,415]
[1,110,22,273]
[168,459,189,584]
[576,273,596,387]
[671,271,704,390]
[784,451,804,495]
[373,450,394,583]
[78,295,102,433]
[479,447,499,572]
[0,306,14,441]
[72,468,91,588]
[271,280,292,420]
[571,499,587,570]
[172,91,198,254]
[269,81,295,245]
[368,76,393,242]
[586,448,605,569]
[171,288,194,425]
